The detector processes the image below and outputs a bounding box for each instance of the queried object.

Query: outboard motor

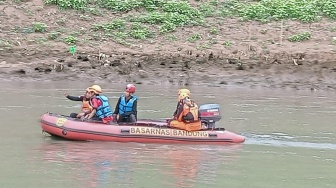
[199,103,222,129]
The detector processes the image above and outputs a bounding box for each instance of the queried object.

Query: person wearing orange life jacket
[65,87,95,118]
[170,90,202,132]
[84,85,114,124]
[172,89,192,118]
[113,84,138,123]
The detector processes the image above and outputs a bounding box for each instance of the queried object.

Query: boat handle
[120,129,130,133]
[208,133,217,137]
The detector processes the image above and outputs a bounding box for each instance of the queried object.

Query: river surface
[0,81,335,188]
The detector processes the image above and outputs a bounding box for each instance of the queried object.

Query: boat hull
[40,113,245,145]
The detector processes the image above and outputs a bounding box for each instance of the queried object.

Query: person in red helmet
[113,84,138,123]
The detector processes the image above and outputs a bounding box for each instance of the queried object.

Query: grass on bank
[44,0,336,23]
[7,0,336,46]
[288,32,311,42]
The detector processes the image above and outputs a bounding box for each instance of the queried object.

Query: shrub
[44,0,88,10]
[288,32,311,42]
[32,22,47,32]
[129,23,153,39]
[64,35,78,44]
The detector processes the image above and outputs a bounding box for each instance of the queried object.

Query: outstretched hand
[64,91,68,97]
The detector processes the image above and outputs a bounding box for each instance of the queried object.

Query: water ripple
[244,133,336,150]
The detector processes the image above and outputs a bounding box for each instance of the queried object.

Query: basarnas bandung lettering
[129,127,209,137]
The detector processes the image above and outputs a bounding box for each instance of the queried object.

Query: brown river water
[0,81,335,188]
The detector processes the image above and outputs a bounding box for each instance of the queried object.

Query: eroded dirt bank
[1,47,336,91]
[0,0,336,91]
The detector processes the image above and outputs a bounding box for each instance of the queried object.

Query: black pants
[118,114,136,123]
[69,113,100,120]
[182,113,195,122]
[70,113,78,118]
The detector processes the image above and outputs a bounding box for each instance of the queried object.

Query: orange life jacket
[81,98,93,113]
[178,100,199,122]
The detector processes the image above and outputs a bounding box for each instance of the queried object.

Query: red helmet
[126,84,136,93]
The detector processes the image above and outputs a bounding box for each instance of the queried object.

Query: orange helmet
[86,85,102,94]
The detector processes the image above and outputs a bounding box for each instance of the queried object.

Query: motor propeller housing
[199,104,222,128]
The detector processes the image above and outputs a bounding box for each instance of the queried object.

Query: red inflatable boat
[40,104,245,145]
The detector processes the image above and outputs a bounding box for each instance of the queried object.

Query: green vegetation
[0,38,13,49]
[166,34,177,41]
[44,0,88,10]
[34,37,48,44]
[64,35,78,44]
[129,23,153,39]
[234,0,336,22]
[44,0,336,22]
[91,19,126,32]
[32,22,47,32]
[187,33,202,42]
[48,32,61,40]
[209,27,219,35]
[223,40,233,47]
[288,32,311,42]
[39,0,336,45]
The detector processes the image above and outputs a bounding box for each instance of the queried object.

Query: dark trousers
[69,113,101,120]
[118,114,136,123]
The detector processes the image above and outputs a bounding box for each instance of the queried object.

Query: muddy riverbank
[0,0,336,91]
[1,46,336,91]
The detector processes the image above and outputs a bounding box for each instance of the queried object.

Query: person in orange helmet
[84,85,114,124]
[65,85,113,123]
[65,87,95,119]
[169,89,202,131]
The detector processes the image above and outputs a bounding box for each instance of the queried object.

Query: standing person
[113,84,138,123]
[83,85,114,124]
